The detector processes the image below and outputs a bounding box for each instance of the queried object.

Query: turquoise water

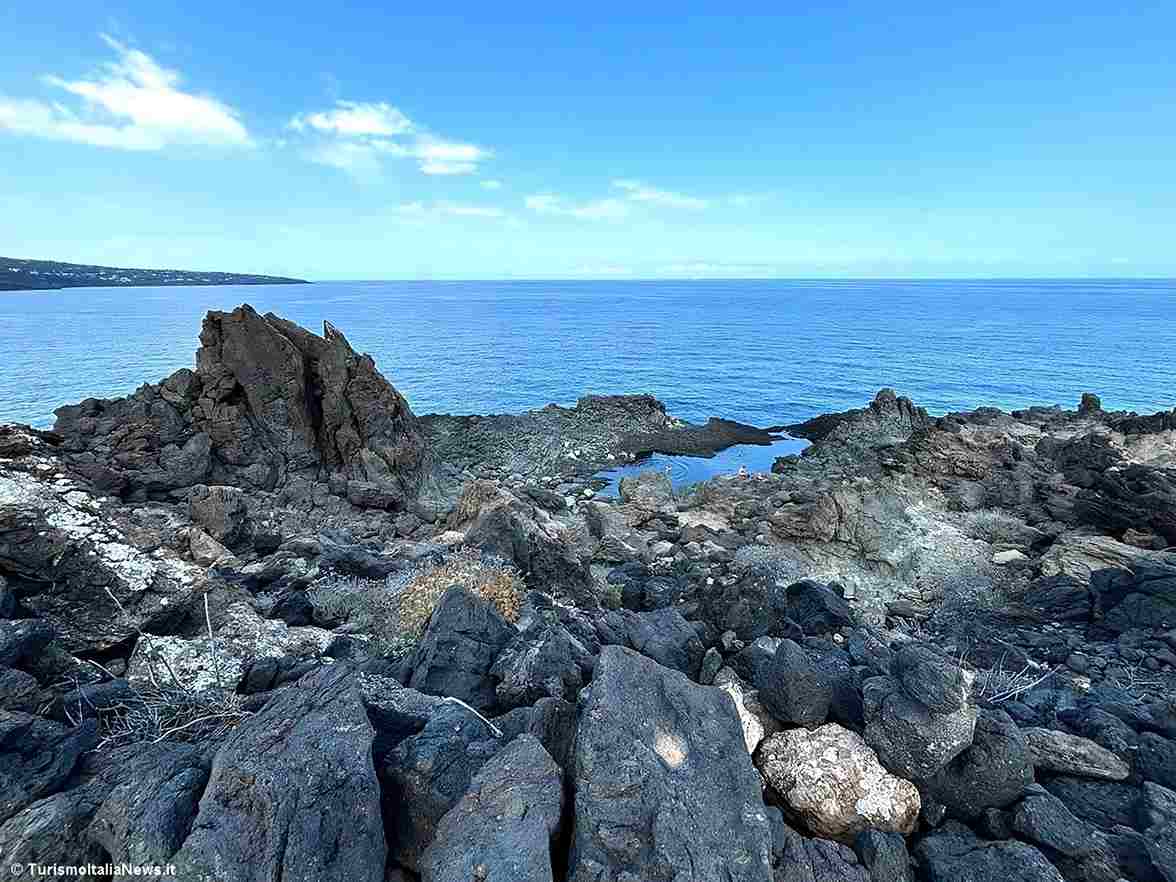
[2,279,1174,429]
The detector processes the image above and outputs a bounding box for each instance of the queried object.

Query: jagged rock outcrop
[53,304,428,509]
[568,645,773,882]
[0,427,204,651]
[172,665,386,881]
[419,735,565,882]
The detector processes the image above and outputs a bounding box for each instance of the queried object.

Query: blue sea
[2,280,1174,435]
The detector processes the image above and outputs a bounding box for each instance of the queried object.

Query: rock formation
[1,307,1176,881]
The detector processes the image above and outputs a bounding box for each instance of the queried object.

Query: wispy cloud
[289,100,411,137]
[394,200,508,220]
[525,193,630,220]
[480,179,503,190]
[0,34,251,151]
[612,179,708,209]
[289,99,490,177]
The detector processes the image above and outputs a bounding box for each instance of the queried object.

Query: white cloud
[290,100,490,177]
[481,179,503,190]
[289,100,412,137]
[525,193,630,221]
[612,179,708,209]
[0,34,250,151]
[394,200,507,220]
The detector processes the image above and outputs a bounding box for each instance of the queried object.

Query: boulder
[853,830,913,882]
[0,789,107,874]
[87,742,210,864]
[923,710,1034,819]
[593,607,705,677]
[1011,789,1100,860]
[356,673,448,760]
[757,724,920,842]
[0,667,47,713]
[0,711,97,825]
[0,456,202,651]
[700,566,790,641]
[786,580,854,635]
[568,645,772,882]
[384,702,503,871]
[492,697,577,773]
[1024,727,1130,781]
[188,484,251,545]
[914,821,1066,882]
[126,601,333,692]
[188,527,233,566]
[409,587,517,712]
[617,469,675,515]
[758,638,832,727]
[0,619,55,668]
[172,665,386,881]
[457,481,593,596]
[862,676,977,780]
[891,643,973,714]
[714,667,781,754]
[775,824,871,882]
[419,735,564,882]
[491,619,593,710]
[1138,733,1176,789]
[1041,776,1140,831]
[1090,561,1176,633]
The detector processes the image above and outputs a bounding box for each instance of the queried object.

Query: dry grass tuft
[94,682,252,748]
[308,547,524,655]
[397,548,524,634]
[975,652,1058,703]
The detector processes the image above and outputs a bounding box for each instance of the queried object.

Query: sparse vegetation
[974,653,1058,704]
[308,547,525,656]
[92,680,253,748]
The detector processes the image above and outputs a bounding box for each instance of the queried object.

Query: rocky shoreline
[1,304,1174,881]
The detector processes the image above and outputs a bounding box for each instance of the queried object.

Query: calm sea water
[2,279,1174,431]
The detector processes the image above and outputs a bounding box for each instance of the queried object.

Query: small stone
[993,549,1029,565]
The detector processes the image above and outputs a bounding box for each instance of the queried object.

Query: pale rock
[757,723,921,843]
[992,549,1029,565]
[714,666,781,754]
[127,601,332,692]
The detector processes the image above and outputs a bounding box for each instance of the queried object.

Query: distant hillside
[0,256,308,291]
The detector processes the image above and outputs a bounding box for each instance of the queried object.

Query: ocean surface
[2,280,1174,435]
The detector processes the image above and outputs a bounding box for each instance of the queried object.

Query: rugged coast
[1,304,1174,881]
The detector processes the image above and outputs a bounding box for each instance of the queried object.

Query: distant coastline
[0,256,308,291]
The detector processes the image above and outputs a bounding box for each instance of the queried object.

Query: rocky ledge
[1,306,1174,881]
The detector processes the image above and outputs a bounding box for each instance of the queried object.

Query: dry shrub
[94,681,252,748]
[397,547,524,634]
[308,547,524,656]
[450,480,505,525]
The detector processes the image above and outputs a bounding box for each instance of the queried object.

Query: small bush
[308,547,524,656]
[397,548,524,634]
[95,681,252,748]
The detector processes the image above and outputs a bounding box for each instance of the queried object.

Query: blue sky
[1,2,1173,279]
